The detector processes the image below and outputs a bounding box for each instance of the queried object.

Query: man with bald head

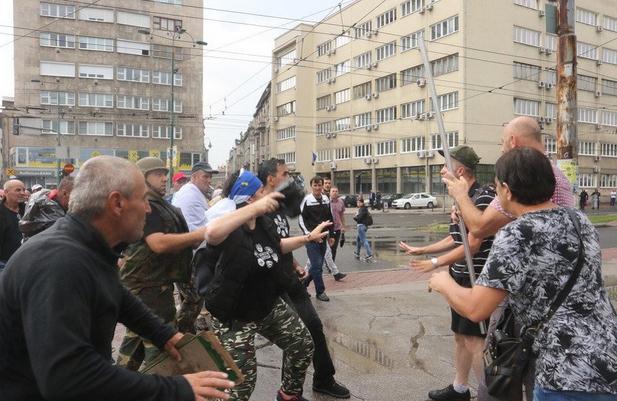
[0,179,27,270]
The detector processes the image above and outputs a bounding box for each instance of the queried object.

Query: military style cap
[191,161,218,174]
[136,157,169,175]
[438,145,481,169]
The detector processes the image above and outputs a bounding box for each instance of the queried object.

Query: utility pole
[555,0,578,187]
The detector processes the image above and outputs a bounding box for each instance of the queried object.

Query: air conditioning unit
[331,104,337,111]
[427,150,435,158]
[545,48,553,55]
[594,155,601,162]
[539,9,545,17]
[326,105,332,111]
[373,29,379,36]
[418,150,426,159]
[273,116,279,122]
[372,157,379,165]
[537,116,545,123]
[545,83,554,90]
[419,6,426,14]
[330,161,337,169]
[538,47,546,54]
[596,124,602,130]
[331,132,337,138]
[417,113,427,121]
[595,90,602,98]
[426,112,435,119]
[372,62,379,68]
[367,65,373,70]
[325,133,331,138]
[544,116,553,125]
[425,3,433,11]
[366,31,372,38]
[328,78,336,84]
[538,81,546,88]
[372,92,379,99]
[593,166,600,173]
[365,125,372,132]
[365,94,372,100]
[596,25,603,32]
[373,124,379,130]
[417,78,427,87]
[597,59,603,66]
[364,157,373,164]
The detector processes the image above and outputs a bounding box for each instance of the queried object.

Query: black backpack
[366,211,374,226]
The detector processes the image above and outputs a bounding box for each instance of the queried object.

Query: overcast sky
[0,0,348,169]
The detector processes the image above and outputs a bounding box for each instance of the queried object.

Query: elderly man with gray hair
[0,156,234,401]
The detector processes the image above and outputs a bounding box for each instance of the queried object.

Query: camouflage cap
[136,157,169,176]
[438,145,481,169]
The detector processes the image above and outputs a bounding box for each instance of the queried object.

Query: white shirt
[171,182,208,231]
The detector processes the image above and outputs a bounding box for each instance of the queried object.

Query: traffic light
[12,118,19,135]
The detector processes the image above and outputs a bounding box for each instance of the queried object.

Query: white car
[392,193,438,209]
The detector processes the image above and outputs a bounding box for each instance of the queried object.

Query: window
[152,71,182,86]
[333,34,351,49]
[401,30,423,51]
[602,79,617,96]
[603,111,617,127]
[602,48,617,65]
[376,8,396,28]
[578,108,597,123]
[577,42,597,60]
[354,21,372,39]
[117,40,150,56]
[353,82,371,99]
[153,16,182,31]
[601,143,617,157]
[316,68,332,83]
[544,136,556,154]
[277,152,296,164]
[277,126,296,140]
[435,91,458,111]
[78,92,113,108]
[334,88,351,104]
[40,2,75,18]
[376,140,396,156]
[601,174,617,188]
[376,41,396,61]
[354,112,371,128]
[316,121,332,136]
[152,45,183,60]
[79,36,114,52]
[276,101,295,117]
[401,136,426,153]
[578,174,597,188]
[514,98,540,116]
[376,73,397,92]
[117,67,150,83]
[117,95,149,110]
[40,32,75,48]
[578,74,597,92]
[576,8,597,26]
[354,144,372,158]
[316,149,332,162]
[78,121,113,136]
[376,106,397,123]
[40,91,75,106]
[431,15,459,40]
[40,61,75,77]
[513,26,541,47]
[431,131,459,150]
[78,7,114,22]
[353,51,372,69]
[152,98,182,112]
[334,117,351,132]
[335,147,351,160]
[152,126,182,139]
[579,141,596,155]
[42,120,75,135]
[432,53,458,76]
[401,65,424,85]
[545,34,557,51]
[317,41,331,56]
[514,0,538,9]
[316,95,331,110]
[546,103,557,118]
[334,60,351,77]
[401,99,425,118]
[117,11,150,28]
[277,76,296,92]
[513,62,541,80]
[402,0,424,16]
[79,64,113,80]
[545,68,557,85]
[117,124,149,138]
[604,16,617,32]
[277,47,297,67]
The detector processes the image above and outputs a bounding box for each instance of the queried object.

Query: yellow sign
[6,167,16,176]
[556,159,578,185]
[128,150,139,162]
[149,149,160,158]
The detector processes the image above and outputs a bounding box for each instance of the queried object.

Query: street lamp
[139,27,207,191]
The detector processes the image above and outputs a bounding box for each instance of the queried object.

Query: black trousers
[283,283,336,387]
[330,230,342,261]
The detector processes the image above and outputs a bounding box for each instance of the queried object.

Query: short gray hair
[69,156,139,220]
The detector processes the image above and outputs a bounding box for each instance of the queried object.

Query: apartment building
[6,0,205,187]
[267,0,617,196]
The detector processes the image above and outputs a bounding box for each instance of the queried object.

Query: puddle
[360,231,444,267]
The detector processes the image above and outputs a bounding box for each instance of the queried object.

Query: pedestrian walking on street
[353,198,374,262]
[0,179,26,272]
[611,189,616,207]
[579,189,589,211]
[0,156,234,401]
[591,189,601,210]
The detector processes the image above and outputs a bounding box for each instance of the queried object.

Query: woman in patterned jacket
[429,147,617,401]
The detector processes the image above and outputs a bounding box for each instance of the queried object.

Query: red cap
[173,172,188,184]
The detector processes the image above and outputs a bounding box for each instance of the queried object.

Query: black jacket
[0,214,193,401]
[298,193,334,236]
[354,206,371,226]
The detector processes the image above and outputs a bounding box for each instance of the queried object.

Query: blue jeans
[356,224,372,257]
[534,388,616,401]
[305,241,327,295]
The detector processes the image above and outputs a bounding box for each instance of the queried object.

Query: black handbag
[484,208,585,398]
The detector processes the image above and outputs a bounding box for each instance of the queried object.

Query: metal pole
[56,107,61,186]
[169,30,177,193]
[555,0,578,187]
[418,36,485,333]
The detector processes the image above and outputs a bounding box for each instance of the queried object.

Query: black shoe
[428,384,470,401]
[333,273,347,281]
[316,293,330,302]
[313,381,350,399]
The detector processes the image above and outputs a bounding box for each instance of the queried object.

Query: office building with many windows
[6,0,205,186]
[265,0,617,196]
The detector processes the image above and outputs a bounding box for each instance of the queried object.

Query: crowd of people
[0,116,616,401]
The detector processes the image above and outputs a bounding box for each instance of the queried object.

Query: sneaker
[275,389,309,401]
[428,384,470,401]
[364,255,374,263]
[353,252,360,260]
[316,293,330,302]
[333,273,347,281]
[313,380,350,399]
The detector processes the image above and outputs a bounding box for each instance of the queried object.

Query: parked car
[381,193,404,208]
[391,193,438,209]
[342,194,358,208]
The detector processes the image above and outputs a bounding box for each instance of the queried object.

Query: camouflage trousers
[211,297,314,401]
[176,273,205,334]
[116,285,176,371]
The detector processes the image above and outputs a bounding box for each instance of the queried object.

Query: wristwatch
[430,257,439,268]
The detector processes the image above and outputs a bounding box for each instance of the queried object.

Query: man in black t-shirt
[0,179,26,271]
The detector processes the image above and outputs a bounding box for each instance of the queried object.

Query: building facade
[7,0,205,187]
[266,0,617,196]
